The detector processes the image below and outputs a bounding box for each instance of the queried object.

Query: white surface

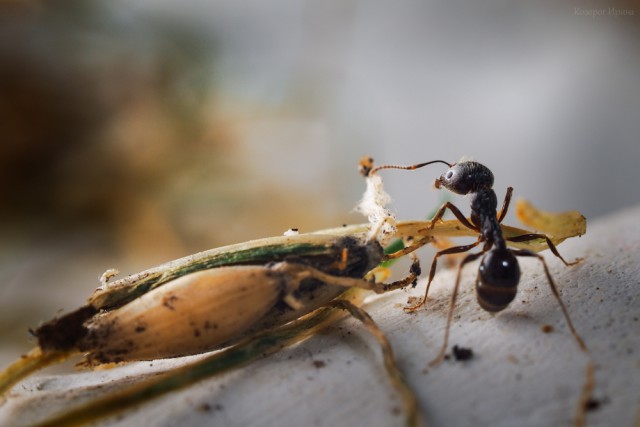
[1,205,639,427]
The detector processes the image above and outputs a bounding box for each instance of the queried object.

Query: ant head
[435,161,494,195]
[476,248,520,312]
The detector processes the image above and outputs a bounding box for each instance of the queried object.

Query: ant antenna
[367,160,452,177]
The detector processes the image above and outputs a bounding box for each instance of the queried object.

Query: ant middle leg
[429,251,484,367]
[510,248,587,351]
[507,233,582,266]
[405,239,481,312]
[496,186,514,223]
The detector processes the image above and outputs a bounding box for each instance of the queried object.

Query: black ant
[365,158,587,366]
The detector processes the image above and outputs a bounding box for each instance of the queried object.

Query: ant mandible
[365,159,587,366]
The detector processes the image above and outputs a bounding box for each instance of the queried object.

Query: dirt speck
[452,345,474,361]
[312,360,326,369]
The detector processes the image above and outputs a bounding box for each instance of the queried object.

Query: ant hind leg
[507,233,582,266]
[511,248,587,352]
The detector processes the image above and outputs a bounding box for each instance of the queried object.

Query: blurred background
[0,0,638,363]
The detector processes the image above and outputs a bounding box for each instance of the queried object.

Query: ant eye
[445,170,454,180]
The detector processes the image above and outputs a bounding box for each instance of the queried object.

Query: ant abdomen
[476,248,521,312]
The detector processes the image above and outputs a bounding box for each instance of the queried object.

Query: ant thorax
[469,188,505,249]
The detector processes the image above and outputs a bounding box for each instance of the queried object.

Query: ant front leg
[429,251,484,367]
[507,233,582,266]
[510,248,587,352]
[383,236,434,261]
[496,186,514,223]
[274,255,422,296]
[427,201,478,232]
[405,239,481,312]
